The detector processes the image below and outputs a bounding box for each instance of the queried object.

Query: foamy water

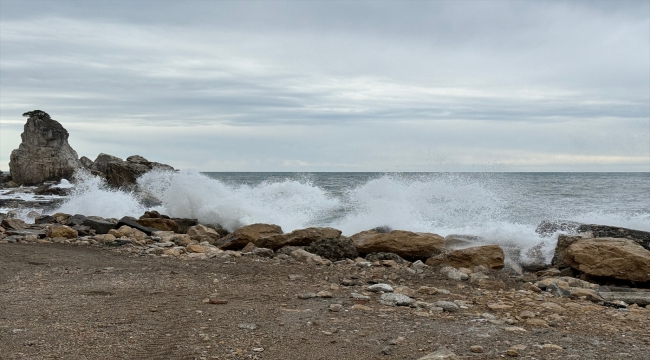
[5,170,649,265]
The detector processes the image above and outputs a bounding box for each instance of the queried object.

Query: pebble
[316,290,333,298]
[329,304,343,312]
[297,293,316,299]
[350,292,370,300]
[470,345,484,353]
[368,284,394,293]
[238,323,257,330]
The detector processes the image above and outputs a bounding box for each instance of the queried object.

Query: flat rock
[564,237,650,282]
[379,293,415,306]
[351,230,445,260]
[217,223,283,250]
[254,227,341,251]
[599,291,650,306]
[426,244,505,269]
[367,284,394,293]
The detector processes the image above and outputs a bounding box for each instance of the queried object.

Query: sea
[1,171,649,265]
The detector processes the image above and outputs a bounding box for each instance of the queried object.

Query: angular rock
[289,249,331,266]
[251,248,274,258]
[418,347,460,360]
[34,215,56,225]
[6,229,46,238]
[426,244,505,269]
[305,237,358,261]
[187,224,221,244]
[65,214,88,227]
[564,238,650,282]
[104,155,174,188]
[79,156,93,168]
[9,110,83,185]
[535,220,582,237]
[217,223,283,250]
[136,218,179,232]
[90,153,123,174]
[254,227,341,251]
[578,224,650,251]
[351,230,445,260]
[1,218,27,230]
[82,218,116,234]
[47,225,78,239]
[552,235,588,268]
[117,216,158,235]
[171,218,199,234]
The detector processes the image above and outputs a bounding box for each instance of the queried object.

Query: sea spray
[44,171,649,265]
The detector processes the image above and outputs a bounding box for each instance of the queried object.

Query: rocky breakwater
[8,110,83,186]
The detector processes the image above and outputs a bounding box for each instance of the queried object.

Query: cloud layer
[1,1,648,171]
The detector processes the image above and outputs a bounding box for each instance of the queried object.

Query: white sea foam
[37,170,649,265]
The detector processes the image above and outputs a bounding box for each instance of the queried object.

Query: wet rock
[90,153,122,174]
[82,217,116,234]
[552,235,588,268]
[305,237,358,261]
[578,224,650,251]
[171,218,199,234]
[254,227,341,250]
[351,230,445,260]
[65,214,87,227]
[564,237,650,282]
[9,110,83,185]
[34,215,56,225]
[104,155,174,188]
[217,223,283,250]
[535,220,582,237]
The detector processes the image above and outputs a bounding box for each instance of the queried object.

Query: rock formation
[103,155,175,188]
[9,110,83,185]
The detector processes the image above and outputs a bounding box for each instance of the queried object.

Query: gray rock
[379,293,415,306]
[90,153,123,174]
[104,155,174,188]
[418,347,460,360]
[251,248,274,258]
[433,301,460,312]
[79,156,93,168]
[367,284,394,293]
[578,224,650,252]
[365,252,407,264]
[599,292,650,306]
[440,266,468,281]
[117,216,158,235]
[9,110,84,185]
[65,214,88,226]
[237,323,257,330]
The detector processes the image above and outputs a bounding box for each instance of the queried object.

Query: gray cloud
[0,0,648,171]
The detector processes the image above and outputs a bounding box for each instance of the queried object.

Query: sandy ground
[1,243,649,360]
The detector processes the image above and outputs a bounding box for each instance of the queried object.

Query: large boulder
[350,230,445,260]
[90,153,122,174]
[8,110,83,185]
[136,218,179,232]
[563,238,650,282]
[216,223,283,250]
[187,224,222,245]
[426,244,505,269]
[551,235,586,268]
[102,155,174,188]
[578,224,650,252]
[253,227,342,250]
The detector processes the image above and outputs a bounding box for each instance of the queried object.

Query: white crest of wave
[137,169,341,231]
[56,171,146,219]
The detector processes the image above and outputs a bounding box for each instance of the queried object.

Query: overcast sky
[1,0,648,172]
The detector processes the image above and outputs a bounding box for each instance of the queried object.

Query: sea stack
[9,110,83,185]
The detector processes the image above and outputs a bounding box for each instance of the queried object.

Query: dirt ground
[1,243,649,359]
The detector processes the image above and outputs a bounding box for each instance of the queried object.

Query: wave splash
[51,170,649,265]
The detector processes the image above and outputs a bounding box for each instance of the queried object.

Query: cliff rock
[9,110,83,185]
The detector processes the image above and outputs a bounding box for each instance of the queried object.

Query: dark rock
[139,210,170,219]
[578,224,650,251]
[9,110,84,185]
[79,156,93,168]
[72,225,92,236]
[65,214,88,227]
[205,223,230,237]
[82,218,116,234]
[172,218,199,234]
[104,155,174,188]
[35,215,56,225]
[34,184,69,196]
[371,225,393,233]
[365,252,407,264]
[89,153,122,174]
[599,292,650,306]
[551,235,583,268]
[535,220,582,237]
[117,216,158,235]
[305,237,359,261]
[136,218,178,232]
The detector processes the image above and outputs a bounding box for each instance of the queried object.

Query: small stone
[379,293,415,306]
[329,304,343,312]
[316,291,333,298]
[470,345,484,353]
[518,310,535,319]
[526,318,549,327]
[388,336,405,345]
[208,298,228,305]
[417,346,460,359]
[418,286,438,295]
[481,312,497,320]
[381,346,393,355]
[297,292,316,299]
[252,347,264,352]
[504,326,527,332]
[238,323,257,330]
[368,284,393,293]
[542,343,562,350]
[394,286,417,297]
[488,303,513,310]
[433,301,460,312]
[506,349,519,356]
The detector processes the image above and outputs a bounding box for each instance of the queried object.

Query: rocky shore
[1,208,650,359]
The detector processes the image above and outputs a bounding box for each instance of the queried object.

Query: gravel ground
[1,243,649,359]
